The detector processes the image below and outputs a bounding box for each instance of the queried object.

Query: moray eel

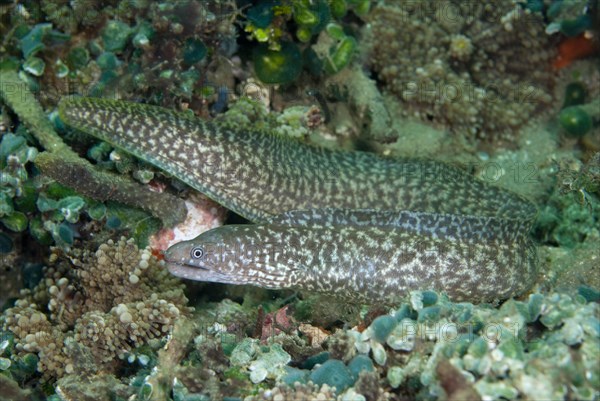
[59,97,538,303]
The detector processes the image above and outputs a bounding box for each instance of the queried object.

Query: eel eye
[191,246,204,259]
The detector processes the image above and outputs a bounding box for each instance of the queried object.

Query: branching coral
[74,295,183,364]
[3,237,189,379]
[366,1,559,143]
[65,237,186,313]
[3,301,68,376]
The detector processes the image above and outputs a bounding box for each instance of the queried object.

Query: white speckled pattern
[60,97,538,303]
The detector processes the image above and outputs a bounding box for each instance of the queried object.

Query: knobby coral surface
[3,237,189,379]
[367,1,558,143]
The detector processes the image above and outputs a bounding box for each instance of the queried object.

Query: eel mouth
[162,252,213,281]
[165,260,207,280]
[164,259,249,286]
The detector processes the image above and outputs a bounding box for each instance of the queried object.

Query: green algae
[309,359,354,393]
[560,106,592,137]
[252,42,302,84]
[101,20,133,53]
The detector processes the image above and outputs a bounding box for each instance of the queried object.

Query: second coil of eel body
[59,97,538,303]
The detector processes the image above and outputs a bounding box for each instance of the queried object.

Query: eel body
[165,209,537,303]
[59,97,538,302]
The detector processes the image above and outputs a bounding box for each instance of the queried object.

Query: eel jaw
[164,259,249,285]
[165,260,209,281]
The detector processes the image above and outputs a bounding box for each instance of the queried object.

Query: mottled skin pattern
[165,210,537,303]
[59,97,538,302]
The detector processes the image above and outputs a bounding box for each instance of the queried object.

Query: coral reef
[2,237,189,379]
[0,0,599,399]
[2,240,599,400]
[245,382,337,401]
[324,66,395,142]
[0,69,187,230]
[130,289,598,401]
[535,152,600,248]
[244,0,365,81]
[543,0,595,37]
[366,2,559,143]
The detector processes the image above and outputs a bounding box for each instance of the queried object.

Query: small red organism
[553,32,599,69]
[260,305,298,342]
[151,248,164,261]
